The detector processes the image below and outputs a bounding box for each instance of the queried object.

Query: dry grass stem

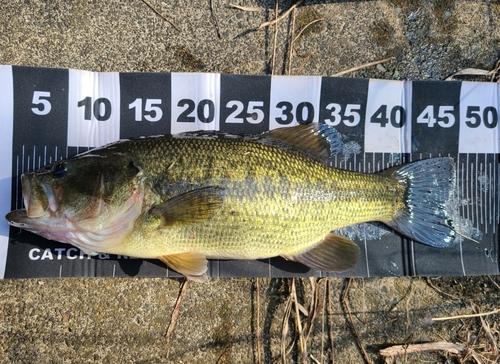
[445,68,491,80]
[487,275,500,290]
[333,57,395,77]
[271,0,279,75]
[320,279,326,364]
[287,7,297,75]
[141,0,180,31]
[489,59,500,81]
[257,0,303,30]
[291,278,307,363]
[430,308,499,322]
[228,4,260,12]
[281,292,294,364]
[304,278,320,342]
[287,17,324,74]
[210,0,223,39]
[342,278,373,364]
[425,277,461,300]
[165,279,189,356]
[327,279,335,364]
[292,18,325,44]
[256,278,262,364]
[472,303,498,355]
[310,354,321,364]
[380,341,466,357]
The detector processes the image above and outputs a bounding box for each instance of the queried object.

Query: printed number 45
[416,105,455,128]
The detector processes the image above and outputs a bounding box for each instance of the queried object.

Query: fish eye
[52,162,68,177]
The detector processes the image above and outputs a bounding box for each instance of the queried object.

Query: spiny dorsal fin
[158,253,208,282]
[258,124,343,164]
[283,233,360,272]
[151,186,224,229]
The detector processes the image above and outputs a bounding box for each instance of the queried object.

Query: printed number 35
[324,103,361,127]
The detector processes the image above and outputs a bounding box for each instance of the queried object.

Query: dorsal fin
[258,124,343,164]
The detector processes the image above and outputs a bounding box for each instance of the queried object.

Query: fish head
[6,153,146,253]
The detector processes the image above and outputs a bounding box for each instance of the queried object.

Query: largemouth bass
[6,124,456,281]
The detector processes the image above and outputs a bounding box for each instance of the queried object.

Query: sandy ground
[0,1,499,363]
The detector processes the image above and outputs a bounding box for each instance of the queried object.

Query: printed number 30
[31,91,51,115]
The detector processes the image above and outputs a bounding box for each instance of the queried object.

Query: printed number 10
[77,97,112,121]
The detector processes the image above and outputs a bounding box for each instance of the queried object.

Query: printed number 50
[31,91,51,116]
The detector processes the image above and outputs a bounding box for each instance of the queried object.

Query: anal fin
[158,252,209,282]
[283,233,360,272]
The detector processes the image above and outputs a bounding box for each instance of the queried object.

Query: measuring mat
[0,65,498,279]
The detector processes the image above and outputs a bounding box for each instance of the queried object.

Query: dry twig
[271,0,279,75]
[257,0,303,30]
[430,308,499,322]
[425,277,461,300]
[287,7,297,75]
[472,303,498,356]
[141,0,180,31]
[281,290,294,364]
[165,279,189,356]
[342,278,372,364]
[445,68,491,81]
[228,4,260,12]
[380,341,466,357]
[255,278,262,364]
[292,18,325,44]
[291,278,307,364]
[487,275,500,290]
[333,57,395,77]
[327,279,335,364]
[210,0,223,39]
[304,278,320,342]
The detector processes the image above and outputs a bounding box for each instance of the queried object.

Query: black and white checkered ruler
[0,65,498,279]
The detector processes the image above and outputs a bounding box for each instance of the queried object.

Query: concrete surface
[0,1,499,363]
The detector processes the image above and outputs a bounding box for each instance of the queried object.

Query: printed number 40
[416,105,455,128]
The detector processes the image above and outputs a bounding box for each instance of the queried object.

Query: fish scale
[108,135,404,259]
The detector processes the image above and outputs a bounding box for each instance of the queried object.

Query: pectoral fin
[151,186,224,229]
[158,253,209,282]
[283,233,360,272]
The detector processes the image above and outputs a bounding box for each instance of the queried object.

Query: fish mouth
[21,174,59,218]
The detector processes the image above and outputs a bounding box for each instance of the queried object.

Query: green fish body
[6,124,456,281]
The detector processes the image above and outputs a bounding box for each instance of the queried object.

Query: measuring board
[0,65,498,279]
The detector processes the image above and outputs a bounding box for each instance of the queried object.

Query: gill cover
[8,153,147,254]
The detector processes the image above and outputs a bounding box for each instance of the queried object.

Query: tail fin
[385,157,456,248]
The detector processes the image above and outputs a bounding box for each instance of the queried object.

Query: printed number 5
[31,91,51,116]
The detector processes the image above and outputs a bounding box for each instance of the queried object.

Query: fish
[5,124,457,282]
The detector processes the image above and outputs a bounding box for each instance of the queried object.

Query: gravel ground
[0,1,499,363]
